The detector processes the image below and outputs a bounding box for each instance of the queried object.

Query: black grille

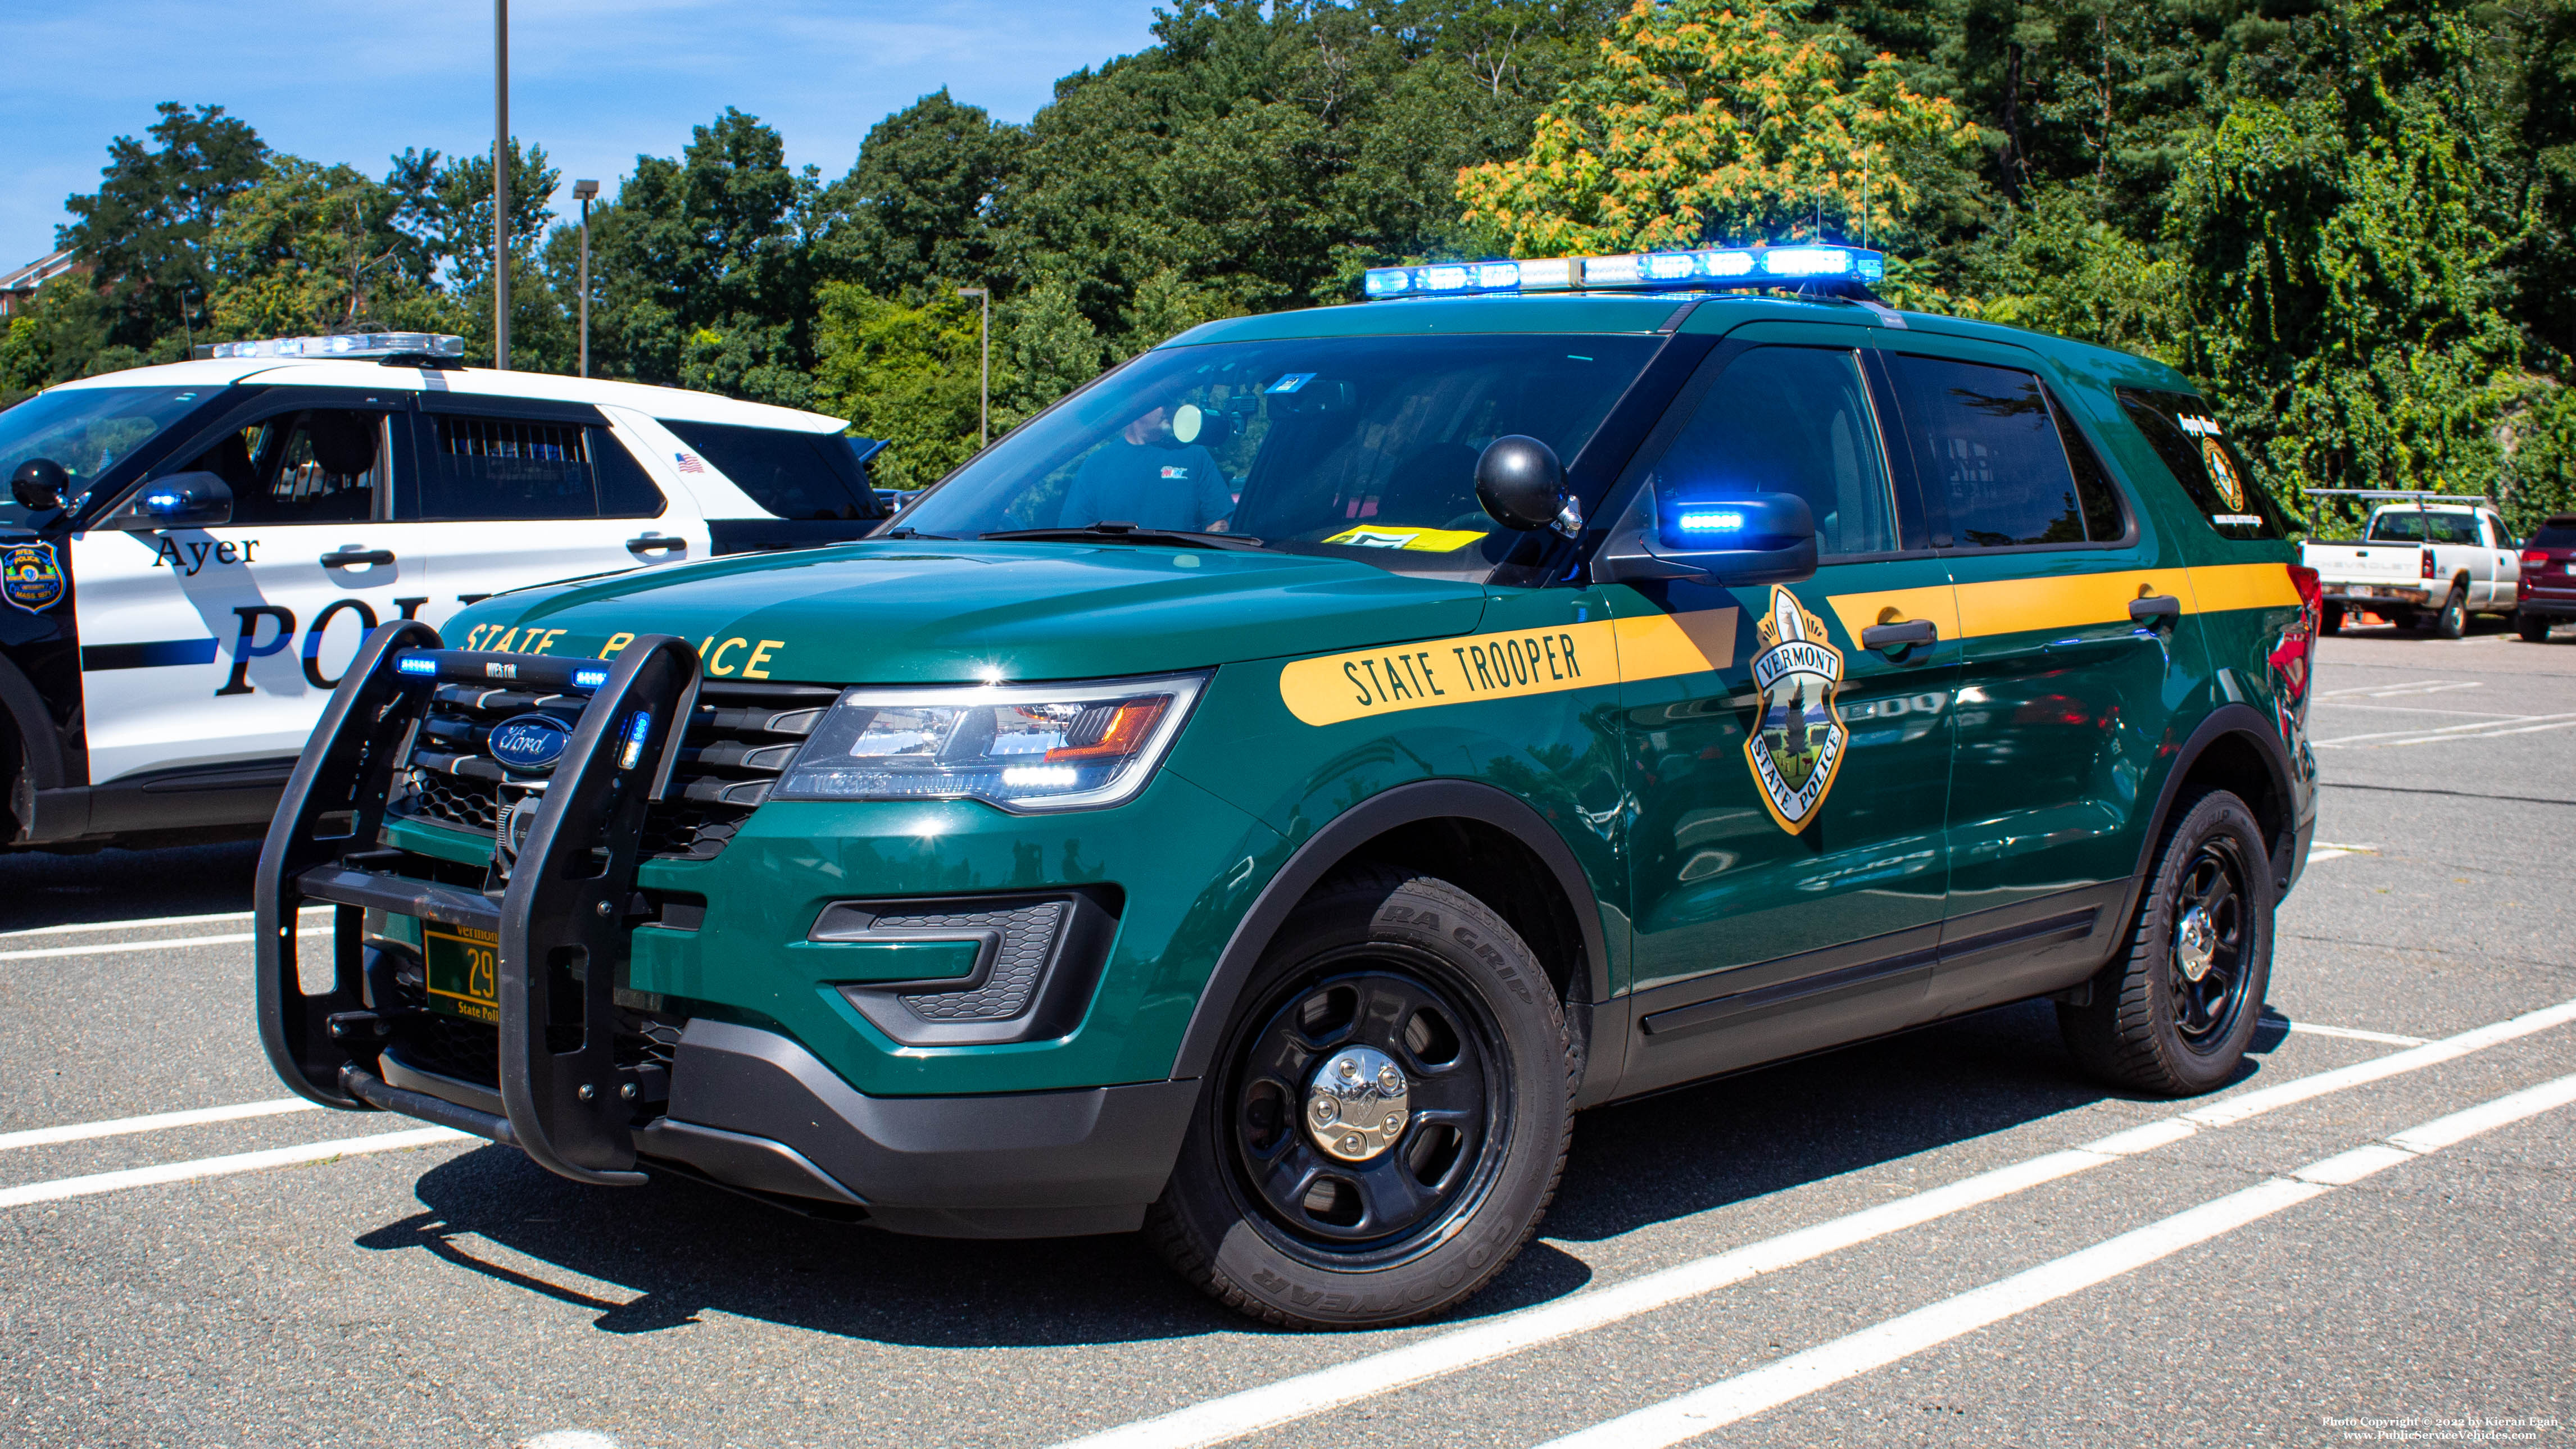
[388,679,835,861]
[885,899,1070,1021]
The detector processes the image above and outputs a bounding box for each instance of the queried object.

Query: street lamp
[573,179,599,378]
[492,0,511,370]
[958,286,989,448]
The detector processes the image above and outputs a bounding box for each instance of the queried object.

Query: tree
[1455,0,1981,255]
[57,102,269,350]
[205,158,410,339]
[583,108,820,405]
[823,89,1021,302]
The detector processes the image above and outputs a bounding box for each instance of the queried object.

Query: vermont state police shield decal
[1,541,65,614]
[1744,585,1847,833]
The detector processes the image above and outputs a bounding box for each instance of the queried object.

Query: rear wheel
[2319,603,2343,636]
[2434,582,2468,639]
[2518,611,2554,643]
[1148,867,1574,1330]
[2060,788,2274,1096]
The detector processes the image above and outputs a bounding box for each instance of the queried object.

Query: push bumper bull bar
[255,622,700,1187]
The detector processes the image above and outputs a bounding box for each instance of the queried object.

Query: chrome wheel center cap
[2175,905,2217,982]
[1306,1046,1410,1163]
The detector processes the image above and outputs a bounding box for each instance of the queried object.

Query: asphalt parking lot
[3,620,2570,1449]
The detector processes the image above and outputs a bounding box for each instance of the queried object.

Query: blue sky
[2,0,1168,269]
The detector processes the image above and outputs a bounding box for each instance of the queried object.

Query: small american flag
[674,452,705,473]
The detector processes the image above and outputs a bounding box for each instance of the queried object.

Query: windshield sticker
[1278,608,1736,726]
[1322,525,1488,552]
[1745,587,1848,835]
[2212,513,2262,527]
[1266,373,1317,393]
[2,542,66,613]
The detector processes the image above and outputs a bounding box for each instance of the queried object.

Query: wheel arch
[1169,779,1613,1093]
[2118,705,2296,938]
[0,652,70,843]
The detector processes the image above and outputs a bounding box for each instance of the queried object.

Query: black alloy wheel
[1227,964,1502,1254]
[1148,867,1575,1330]
[2167,835,2252,1047]
[2060,787,2275,1096]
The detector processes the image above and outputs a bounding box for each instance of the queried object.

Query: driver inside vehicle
[1056,396,1236,533]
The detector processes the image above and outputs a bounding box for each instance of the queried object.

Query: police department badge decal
[1744,585,1847,834]
[2,541,66,614]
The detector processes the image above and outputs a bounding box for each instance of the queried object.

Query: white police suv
[1,332,887,851]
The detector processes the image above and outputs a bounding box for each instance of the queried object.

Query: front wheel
[2060,788,2275,1096]
[1148,867,1574,1329]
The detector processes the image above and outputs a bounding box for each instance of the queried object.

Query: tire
[1148,866,1575,1330]
[2434,582,2468,639]
[2518,611,2552,643]
[2319,603,2343,636]
[2388,607,2419,632]
[2059,788,2275,1096]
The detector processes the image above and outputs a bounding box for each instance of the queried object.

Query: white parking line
[0,905,331,942]
[1047,994,2576,1449]
[2313,711,2576,747]
[1533,1073,2576,1449]
[0,1126,470,1209]
[2315,680,2482,699]
[0,1098,320,1152]
[2279,1020,2429,1048]
[0,932,257,962]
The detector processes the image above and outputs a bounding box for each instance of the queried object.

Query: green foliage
[58,103,268,351]
[822,89,1021,303]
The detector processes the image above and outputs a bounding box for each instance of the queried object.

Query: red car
[2519,514,2576,641]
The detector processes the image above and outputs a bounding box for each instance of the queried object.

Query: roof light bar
[205,333,467,360]
[1362,246,1884,300]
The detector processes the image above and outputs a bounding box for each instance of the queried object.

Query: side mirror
[11,458,68,511]
[1477,435,1580,537]
[1593,492,1818,587]
[106,471,234,530]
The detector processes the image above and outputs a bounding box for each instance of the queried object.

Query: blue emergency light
[394,653,439,677]
[205,333,467,360]
[1675,507,1748,535]
[572,666,611,691]
[1363,246,1885,299]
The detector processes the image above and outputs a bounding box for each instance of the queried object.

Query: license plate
[423,923,501,1023]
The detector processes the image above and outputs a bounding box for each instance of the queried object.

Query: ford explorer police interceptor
[254,249,2321,1330]
[0,332,885,851]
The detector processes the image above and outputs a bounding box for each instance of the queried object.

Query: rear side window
[2115,388,2285,540]
[661,421,884,520]
[410,417,663,521]
[1885,355,2126,548]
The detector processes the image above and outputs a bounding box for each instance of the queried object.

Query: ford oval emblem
[487,713,573,774]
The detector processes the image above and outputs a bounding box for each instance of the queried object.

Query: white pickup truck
[2300,493,2522,638]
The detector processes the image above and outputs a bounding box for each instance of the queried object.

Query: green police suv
[257,244,2321,1329]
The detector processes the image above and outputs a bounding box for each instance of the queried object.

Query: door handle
[2129,593,2183,624]
[1861,619,1938,651]
[627,535,687,557]
[319,548,396,570]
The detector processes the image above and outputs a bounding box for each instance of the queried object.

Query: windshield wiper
[877,526,958,540]
[978,522,1265,551]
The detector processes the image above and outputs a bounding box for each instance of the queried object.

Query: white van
[0,332,886,849]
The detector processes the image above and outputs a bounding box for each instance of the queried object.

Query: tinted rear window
[1883,355,2125,547]
[2115,388,2286,540]
[410,417,663,521]
[663,421,884,520]
[2530,521,2576,549]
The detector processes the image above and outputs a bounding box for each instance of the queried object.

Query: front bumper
[253,626,1208,1233]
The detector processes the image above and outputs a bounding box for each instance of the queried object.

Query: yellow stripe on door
[1829,562,2297,644]
[1277,609,1736,726]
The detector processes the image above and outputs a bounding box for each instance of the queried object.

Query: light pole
[573,179,599,378]
[492,0,511,370]
[958,286,989,448]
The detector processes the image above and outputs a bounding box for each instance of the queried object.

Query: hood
[445,540,1489,685]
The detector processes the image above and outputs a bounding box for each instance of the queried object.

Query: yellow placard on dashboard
[1280,609,1736,726]
[1321,525,1490,552]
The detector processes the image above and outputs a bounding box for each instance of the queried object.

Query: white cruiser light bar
[206,333,467,360]
[1363,246,1885,299]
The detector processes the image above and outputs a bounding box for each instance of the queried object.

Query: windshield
[895,334,1661,575]
[2368,510,2480,544]
[1,385,223,528]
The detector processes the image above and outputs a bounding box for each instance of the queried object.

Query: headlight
[772,673,1207,811]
